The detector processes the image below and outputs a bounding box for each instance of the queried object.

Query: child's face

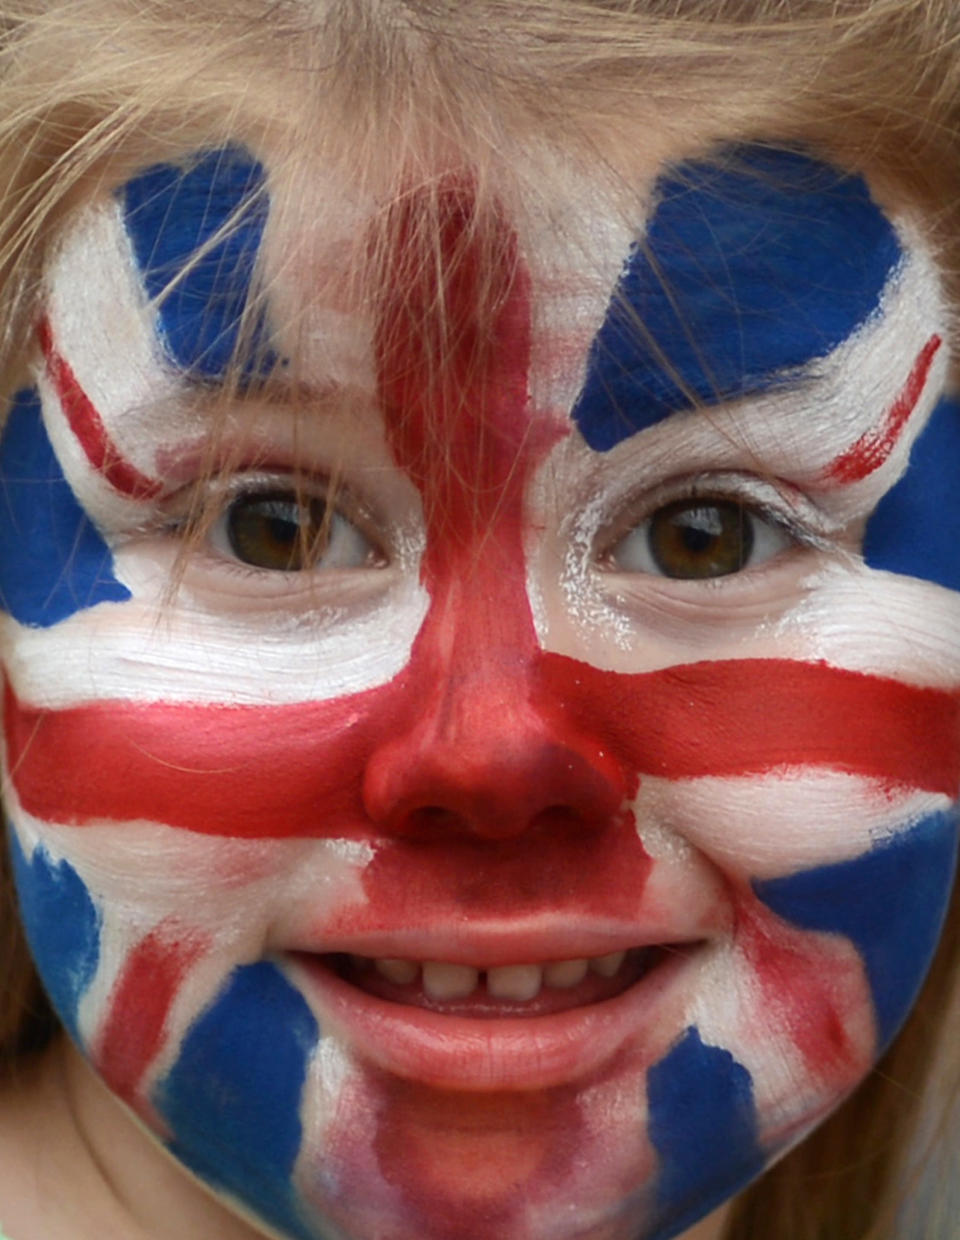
[2,137,959,1240]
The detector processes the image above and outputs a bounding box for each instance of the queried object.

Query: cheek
[152,962,320,1240]
[4,809,365,1087]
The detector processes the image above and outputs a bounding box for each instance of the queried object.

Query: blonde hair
[1,3,959,1239]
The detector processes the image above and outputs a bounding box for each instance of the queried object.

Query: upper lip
[286,916,715,969]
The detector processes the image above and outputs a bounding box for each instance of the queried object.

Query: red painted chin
[288,943,699,1092]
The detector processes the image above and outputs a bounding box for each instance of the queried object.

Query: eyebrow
[572,144,904,452]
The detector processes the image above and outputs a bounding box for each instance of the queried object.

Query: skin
[1,132,959,1240]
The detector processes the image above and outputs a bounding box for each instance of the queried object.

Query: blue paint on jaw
[754,809,958,1052]
[121,145,276,381]
[863,394,960,591]
[647,1025,764,1239]
[0,388,131,626]
[154,961,318,1240]
[8,829,100,1041]
[572,146,903,451]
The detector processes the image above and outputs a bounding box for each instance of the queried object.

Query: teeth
[375,958,419,985]
[487,963,542,1001]
[363,950,632,998]
[543,958,589,988]
[590,950,626,978]
[422,961,480,1000]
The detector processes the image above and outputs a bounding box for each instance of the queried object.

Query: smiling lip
[288,937,700,1091]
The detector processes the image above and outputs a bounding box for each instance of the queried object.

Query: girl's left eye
[211,488,380,572]
[606,497,795,580]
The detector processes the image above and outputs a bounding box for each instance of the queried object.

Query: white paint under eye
[555,488,636,652]
[0,504,429,707]
[774,560,960,688]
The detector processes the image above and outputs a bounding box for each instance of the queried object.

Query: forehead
[103,140,907,422]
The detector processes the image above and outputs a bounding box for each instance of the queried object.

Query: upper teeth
[363,951,628,1001]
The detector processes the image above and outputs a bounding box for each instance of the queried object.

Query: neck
[0,1038,264,1239]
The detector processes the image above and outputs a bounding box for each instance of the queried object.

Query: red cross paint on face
[2,146,959,1240]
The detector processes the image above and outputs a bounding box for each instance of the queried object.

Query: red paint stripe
[826,334,942,484]
[535,656,960,793]
[37,316,163,500]
[5,660,958,837]
[94,925,205,1103]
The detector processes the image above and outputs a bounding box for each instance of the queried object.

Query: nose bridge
[364,174,625,840]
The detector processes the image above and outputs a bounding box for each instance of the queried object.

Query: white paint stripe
[776,562,960,689]
[0,531,429,706]
[634,770,951,879]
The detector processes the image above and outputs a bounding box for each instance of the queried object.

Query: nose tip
[362,695,627,841]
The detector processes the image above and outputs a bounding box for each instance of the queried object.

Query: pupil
[267,514,298,546]
[679,514,721,554]
[649,499,752,579]
[227,492,327,571]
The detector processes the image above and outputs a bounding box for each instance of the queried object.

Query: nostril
[405,805,463,836]
[363,716,627,841]
[529,805,584,831]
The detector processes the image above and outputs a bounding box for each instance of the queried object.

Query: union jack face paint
[2,141,959,1240]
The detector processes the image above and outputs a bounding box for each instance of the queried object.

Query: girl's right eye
[212,488,381,573]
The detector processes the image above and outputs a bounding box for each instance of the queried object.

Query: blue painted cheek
[121,145,276,381]
[0,388,131,626]
[7,828,101,1041]
[646,1026,765,1240]
[572,145,903,451]
[153,961,319,1240]
[863,394,960,591]
[753,809,959,1051]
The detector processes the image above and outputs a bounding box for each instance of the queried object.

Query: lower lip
[289,948,696,1091]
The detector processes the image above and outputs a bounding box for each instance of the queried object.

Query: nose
[362,665,627,841]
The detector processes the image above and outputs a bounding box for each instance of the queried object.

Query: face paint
[1,140,958,1240]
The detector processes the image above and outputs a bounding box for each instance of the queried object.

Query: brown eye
[609,497,793,579]
[221,489,376,572]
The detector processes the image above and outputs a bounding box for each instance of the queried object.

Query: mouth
[326,947,665,1017]
[290,938,700,1090]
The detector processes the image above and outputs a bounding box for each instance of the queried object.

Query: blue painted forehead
[121,145,274,380]
[571,145,903,452]
[119,143,900,427]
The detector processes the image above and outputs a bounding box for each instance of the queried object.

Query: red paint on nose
[364,177,629,843]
